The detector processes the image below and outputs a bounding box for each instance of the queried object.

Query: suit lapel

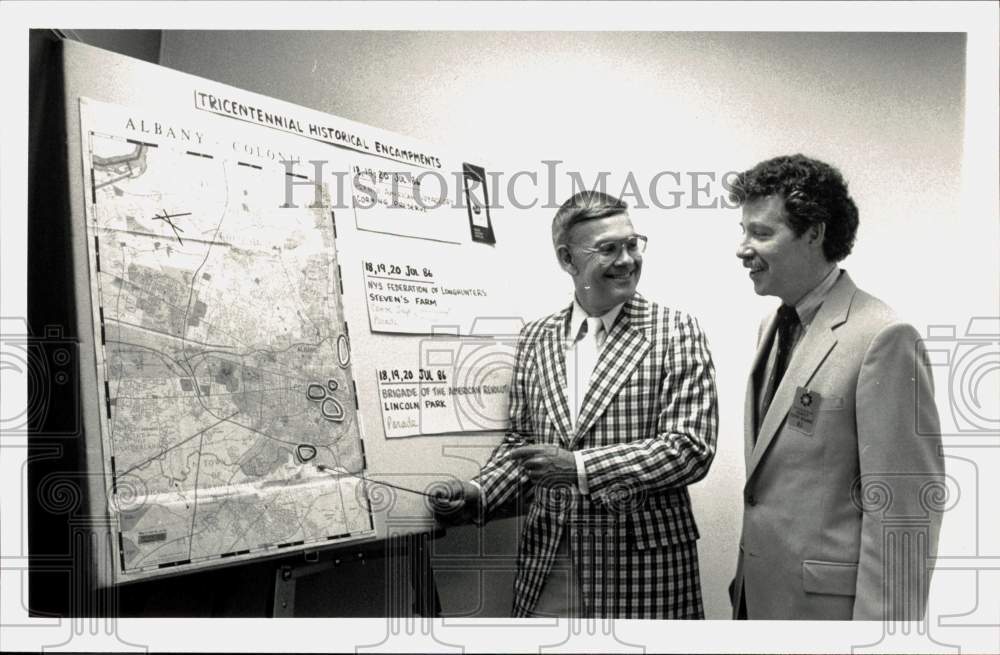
[748,273,857,479]
[533,305,574,444]
[570,294,651,447]
[744,314,777,474]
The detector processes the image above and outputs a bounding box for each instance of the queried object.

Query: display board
[60,40,517,586]
[79,98,375,580]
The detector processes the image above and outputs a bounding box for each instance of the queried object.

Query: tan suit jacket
[733,272,944,620]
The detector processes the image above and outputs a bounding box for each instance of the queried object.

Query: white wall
[159,30,988,619]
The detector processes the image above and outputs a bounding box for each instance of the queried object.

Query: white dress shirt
[566,297,625,494]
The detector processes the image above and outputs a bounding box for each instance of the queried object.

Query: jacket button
[746,493,756,506]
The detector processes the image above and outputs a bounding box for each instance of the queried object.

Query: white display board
[60,41,516,586]
[79,98,374,580]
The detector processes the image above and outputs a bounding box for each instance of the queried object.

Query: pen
[316,464,437,499]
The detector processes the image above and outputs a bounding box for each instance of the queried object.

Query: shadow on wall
[57,29,162,64]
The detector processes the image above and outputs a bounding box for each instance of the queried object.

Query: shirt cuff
[574,451,589,494]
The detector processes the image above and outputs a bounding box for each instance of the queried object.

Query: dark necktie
[759,304,800,426]
[771,304,800,393]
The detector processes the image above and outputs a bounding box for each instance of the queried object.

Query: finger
[432,493,461,507]
[508,445,543,460]
[508,446,535,461]
[522,457,550,472]
[429,489,456,504]
[524,460,552,475]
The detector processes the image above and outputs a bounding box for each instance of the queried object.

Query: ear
[556,244,578,275]
[808,222,826,248]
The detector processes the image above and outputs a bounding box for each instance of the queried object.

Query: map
[81,116,373,579]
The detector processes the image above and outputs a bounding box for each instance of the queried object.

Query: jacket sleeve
[473,326,533,518]
[578,310,719,497]
[852,322,944,620]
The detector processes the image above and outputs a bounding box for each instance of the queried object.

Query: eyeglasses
[572,234,648,262]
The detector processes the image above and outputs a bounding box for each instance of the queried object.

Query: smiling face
[560,212,642,315]
[737,195,829,305]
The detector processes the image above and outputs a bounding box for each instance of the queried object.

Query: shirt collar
[793,266,841,326]
[567,297,626,341]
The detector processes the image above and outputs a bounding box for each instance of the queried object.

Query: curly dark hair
[729,154,859,262]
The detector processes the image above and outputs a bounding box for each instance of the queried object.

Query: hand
[508,444,578,485]
[430,479,481,525]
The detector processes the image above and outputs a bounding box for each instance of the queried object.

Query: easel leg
[272,565,296,617]
[408,533,442,617]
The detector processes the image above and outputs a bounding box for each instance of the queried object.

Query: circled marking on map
[306,379,346,422]
[321,397,346,422]
[337,333,351,368]
[307,383,326,401]
[296,444,317,463]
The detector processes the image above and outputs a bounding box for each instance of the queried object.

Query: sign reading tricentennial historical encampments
[79,98,374,581]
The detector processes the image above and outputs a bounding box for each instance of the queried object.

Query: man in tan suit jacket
[729,154,945,620]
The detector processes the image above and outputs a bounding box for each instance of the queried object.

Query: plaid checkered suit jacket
[476,293,718,618]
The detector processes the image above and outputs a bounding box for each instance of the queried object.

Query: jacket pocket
[802,560,858,596]
[629,494,699,550]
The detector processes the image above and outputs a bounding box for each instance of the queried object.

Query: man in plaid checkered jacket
[433,190,719,618]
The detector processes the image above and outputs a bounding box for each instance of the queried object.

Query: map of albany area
[83,130,373,578]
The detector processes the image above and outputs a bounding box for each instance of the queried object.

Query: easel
[271,529,443,617]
